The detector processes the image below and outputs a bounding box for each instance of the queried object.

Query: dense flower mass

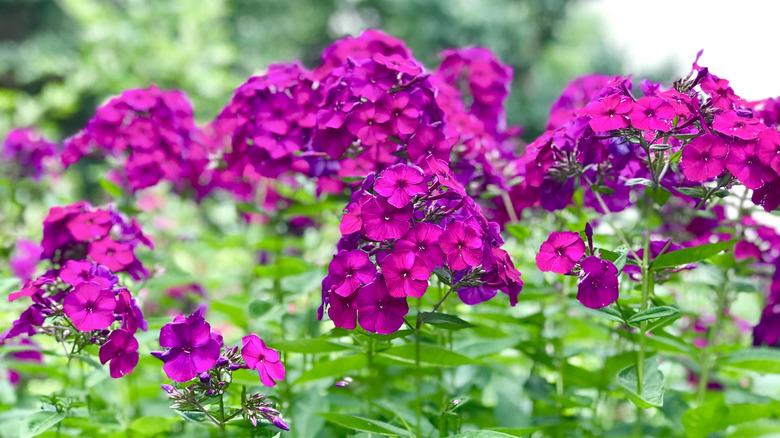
[41,202,152,279]
[2,128,59,180]
[319,157,523,334]
[62,85,213,194]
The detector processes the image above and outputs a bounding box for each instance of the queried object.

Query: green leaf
[448,431,519,438]
[247,300,273,318]
[613,247,629,273]
[254,257,309,279]
[625,178,654,187]
[175,410,208,424]
[99,177,123,198]
[235,202,271,216]
[377,344,476,367]
[296,354,367,384]
[616,357,665,408]
[646,186,671,206]
[20,410,66,438]
[627,306,680,324]
[669,150,683,163]
[269,338,354,354]
[718,348,780,373]
[682,398,729,438]
[505,224,530,242]
[129,416,179,436]
[418,312,476,330]
[649,143,672,151]
[652,241,734,270]
[580,306,626,324]
[321,413,411,437]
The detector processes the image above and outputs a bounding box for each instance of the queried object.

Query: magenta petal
[190,340,220,373]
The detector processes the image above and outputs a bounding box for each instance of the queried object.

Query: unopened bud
[89,336,97,343]
[161,384,175,393]
[272,416,290,431]
[229,363,240,371]
[216,356,229,367]
[199,372,211,383]
[205,389,215,396]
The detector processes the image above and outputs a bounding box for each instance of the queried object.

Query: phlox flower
[380,252,431,298]
[577,256,619,309]
[328,250,377,297]
[241,334,285,387]
[374,163,427,208]
[99,329,139,378]
[585,93,632,132]
[535,231,586,275]
[681,133,728,181]
[394,223,446,270]
[355,277,409,334]
[440,221,484,270]
[713,110,763,140]
[152,310,221,382]
[629,96,675,132]
[62,282,117,331]
[725,140,777,189]
[361,197,412,241]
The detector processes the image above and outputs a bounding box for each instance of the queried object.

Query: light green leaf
[616,357,665,408]
[377,344,476,367]
[296,354,367,384]
[718,348,780,374]
[254,257,309,279]
[129,416,179,436]
[20,410,66,438]
[270,338,354,354]
[448,431,520,438]
[321,413,411,437]
[627,306,680,324]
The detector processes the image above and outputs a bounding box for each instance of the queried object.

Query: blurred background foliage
[0,0,630,142]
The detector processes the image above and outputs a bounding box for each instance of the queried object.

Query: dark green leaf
[646,186,671,206]
[254,257,309,279]
[616,357,665,408]
[418,312,476,330]
[580,306,626,324]
[652,241,734,270]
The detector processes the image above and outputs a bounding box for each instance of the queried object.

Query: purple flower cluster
[213,63,321,200]
[535,229,619,309]
[62,85,212,194]
[153,311,288,430]
[152,310,285,386]
[41,202,152,279]
[319,159,523,334]
[313,40,448,184]
[505,52,780,221]
[3,257,146,378]
[1,128,59,180]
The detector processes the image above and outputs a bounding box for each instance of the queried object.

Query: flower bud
[216,356,229,367]
[161,384,175,393]
[205,389,215,396]
[89,336,97,343]
[272,417,290,431]
[199,372,211,383]
[228,363,240,371]
[218,381,227,387]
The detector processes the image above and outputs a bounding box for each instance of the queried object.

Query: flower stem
[697,273,730,404]
[415,298,422,438]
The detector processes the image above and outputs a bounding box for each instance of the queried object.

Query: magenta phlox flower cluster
[62,85,210,194]
[41,202,152,279]
[319,158,523,334]
[2,128,59,180]
[214,63,323,199]
[311,32,449,185]
[3,257,147,378]
[430,48,523,197]
[153,310,285,387]
[535,228,619,309]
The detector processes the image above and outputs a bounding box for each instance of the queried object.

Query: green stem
[415,298,422,438]
[416,284,457,329]
[584,175,643,263]
[637,208,653,395]
[697,273,730,404]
